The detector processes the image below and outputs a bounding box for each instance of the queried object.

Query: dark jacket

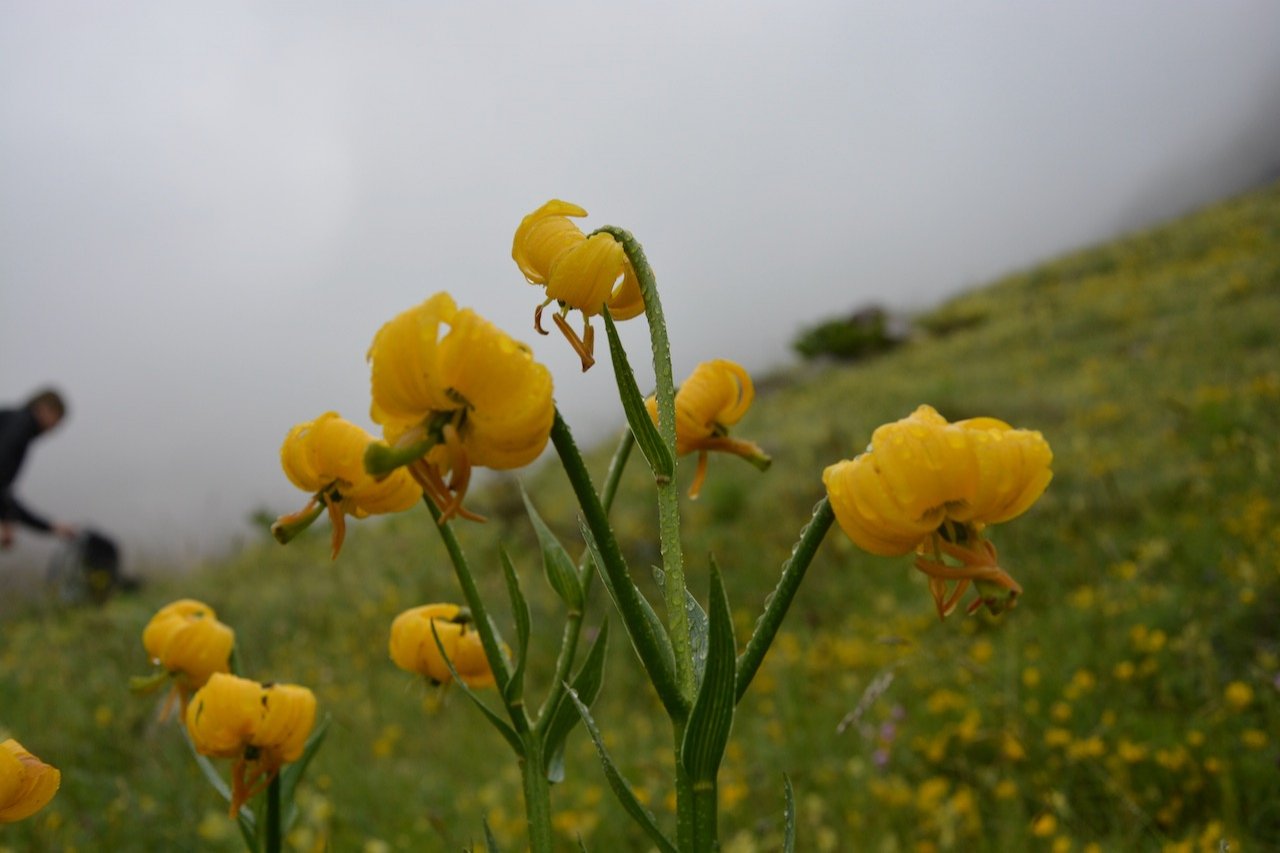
[0,406,53,532]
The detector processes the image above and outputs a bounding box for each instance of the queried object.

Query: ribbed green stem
[735,498,835,702]
[520,732,554,853]
[673,721,695,852]
[597,225,695,704]
[537,429,635,727]
[425,499,526,732]
[551,410,685,717]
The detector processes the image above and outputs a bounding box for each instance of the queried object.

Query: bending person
[1,388,77,549]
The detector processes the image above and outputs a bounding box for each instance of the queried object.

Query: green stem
[551,410,685,718]
[537,429,635,727]
[598,225,695,704]
[520,732,555,853]
[264,774,281,853]
[735,498,835,702]
[691,779,718,852]
[673,721,695,852]
[425,498,527,732]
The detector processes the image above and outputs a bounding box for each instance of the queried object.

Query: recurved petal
[255,683,317,764]
[143,599,217,662]
[186,673,263,759]
[163,616,235,690]
[605,260,646,321]
[955,424,1053,524]
[368,292,458,424]
[822,456,938,556]
[0,740,60,823]
[513,200,588,284]
[451,628,496,689]
[346,465,422,516]
[389,604,464,682]
[545,233,627,315]
[280,420,325,493]
[867,414,974,520]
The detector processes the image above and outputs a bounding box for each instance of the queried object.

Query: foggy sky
[3,1,1279,568]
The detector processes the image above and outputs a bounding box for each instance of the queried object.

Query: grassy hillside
[3,183,1279,852]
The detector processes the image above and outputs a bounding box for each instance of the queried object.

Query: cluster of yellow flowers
[0,739,59,824]
[140,599,318,818]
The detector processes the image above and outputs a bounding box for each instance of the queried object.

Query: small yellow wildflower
[1224,680,1253,711]
[822,404,1052,617]
[141,598,236,716]
[0,739,60,823]
[366,292,554,522]
[1031,813,1057,837]
[388,603,496,688]
[512,199,645,370]
[185,673,317,817]
[273,412,421,558]
[645,359,771,498]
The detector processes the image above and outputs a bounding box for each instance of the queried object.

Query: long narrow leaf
[681,559,737,784]
[499,546,531,706]
[183,727,257,849]
[566,686,678,853]
[654,565,709,687]
[430,622,525,756]
[521,485,584,611]
[601,308,673,479]
[482,816,501,853]
[280,713,331,830]
[542,620,610,776]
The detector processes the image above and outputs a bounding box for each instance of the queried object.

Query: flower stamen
[551,311,595,371]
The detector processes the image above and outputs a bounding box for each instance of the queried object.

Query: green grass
[4,182,1279,852]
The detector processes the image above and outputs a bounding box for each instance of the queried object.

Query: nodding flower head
[141,598,236,716]
[512,200,644,371]
[366,292,554,524]
[388,603,497,689]
[273,412,422,558]
[185,673,317,816]
[822,405,1052,618]
[646,359,771,499]
[0,739,60,823]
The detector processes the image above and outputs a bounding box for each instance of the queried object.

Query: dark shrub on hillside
[792,305,900,361]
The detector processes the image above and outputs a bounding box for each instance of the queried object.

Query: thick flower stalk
[822,404,1052,617]
[141,598,236,716]
[273,412,422,559]
[0,739,60,823]
[185,673,317,817]
[512,200,645,370]
[645,359,772,498]
[365,292,554,522]
[388,603,496,688]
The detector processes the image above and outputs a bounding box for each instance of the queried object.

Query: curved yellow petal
[545,233,628,316]
[163,615,235,690]
[186,673,263,759]
[512,200,588,284]
[143,599,217,663]
[368,292,458,425]
[606,260,646,320]
[255,683,317,764]
[0,740,60,823]
[388,604,465,683]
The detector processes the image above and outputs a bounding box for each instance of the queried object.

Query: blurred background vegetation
[2,183,1278,851]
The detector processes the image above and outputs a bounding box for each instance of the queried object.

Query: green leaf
[429,621,525,756]
[653,565,709,687]
[566,686,678,853]
[498,546,531,706]
[783,773,796,853]
[601,309,674,479]
[577,517,676,680]
[279,713,331,831]
[520,485,584,611]
[542,620,610,776]
[482,816,502,853]
[183,727,257,851]
[681,559,737,785]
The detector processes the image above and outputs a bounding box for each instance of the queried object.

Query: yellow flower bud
[512,200,644,370]
[275,412,422,559]
[0,739,60,823]
[645,359,771,498]
[141,599,235,708]
[388,604,496,688]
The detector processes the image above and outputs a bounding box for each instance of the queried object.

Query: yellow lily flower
[822,404,1052,617]
[185,673,317,817]
[388,603,496,689]
[366,292,554,523]
[141,598,235,717]
[512,200,645,370]
[645,359,771,498]
[0,739,60,823]
[273,412,422,559]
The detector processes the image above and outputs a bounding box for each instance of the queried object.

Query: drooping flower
[389,603,496,688]
[822,404,1052,617]
[140,598,235,717]
[0,740,60,823]
[366,292,554,522]
[512,200,645,370]
[272,412,422,559]
[645,359,772,498]
[185,673,317,816]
